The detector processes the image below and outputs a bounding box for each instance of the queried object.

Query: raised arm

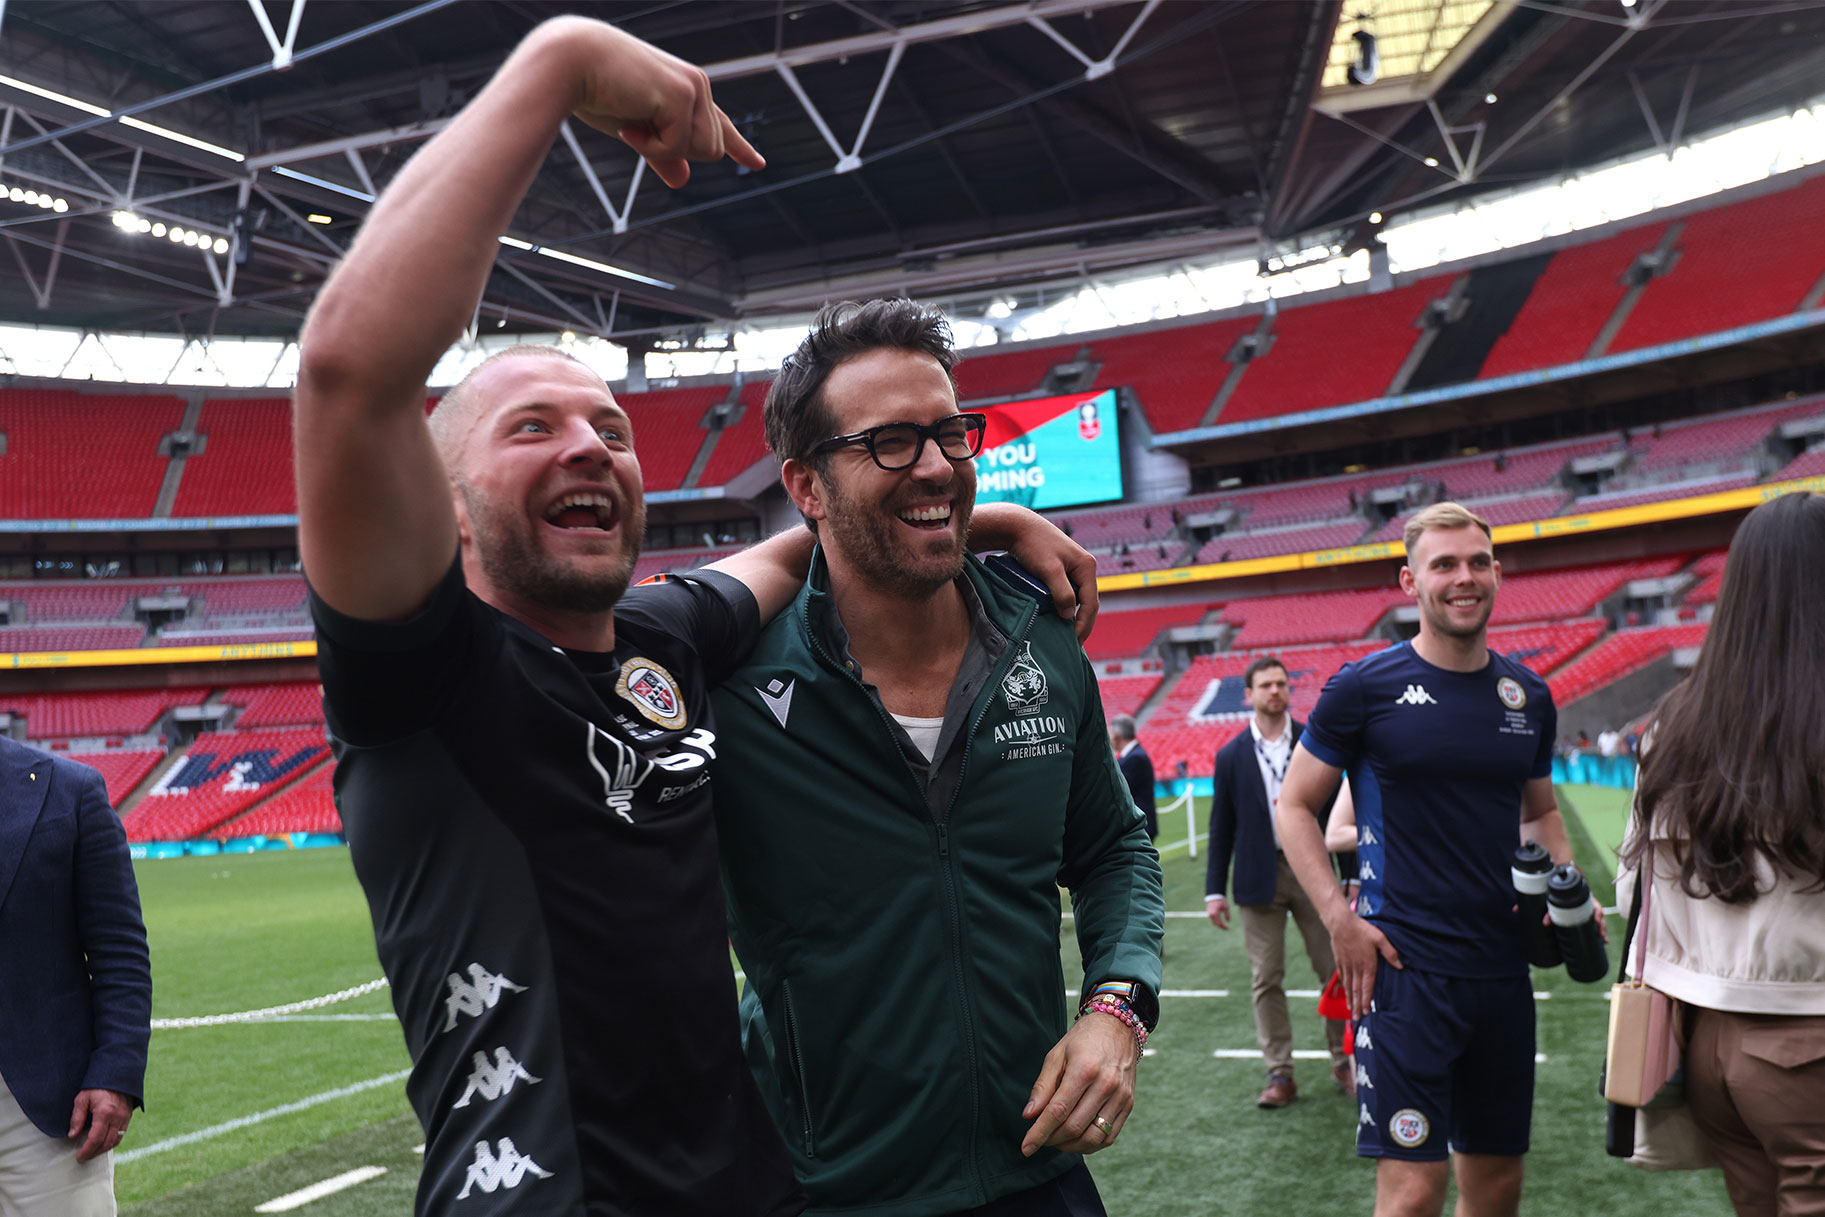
[295,17,762,621]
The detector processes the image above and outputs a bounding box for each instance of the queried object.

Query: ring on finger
[1093,1116,1113,1136]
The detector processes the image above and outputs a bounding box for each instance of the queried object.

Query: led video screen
[973,388,1123,511]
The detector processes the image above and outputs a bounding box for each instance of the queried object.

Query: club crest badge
[1001,642,1050,715]
[1389,1108,1430,1148]
[617,658,687,730]
[1497,676,1527,710]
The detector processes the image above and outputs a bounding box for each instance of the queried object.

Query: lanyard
[1254,732,1290,792]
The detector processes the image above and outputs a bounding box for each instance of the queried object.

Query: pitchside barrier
[130,832,345,860]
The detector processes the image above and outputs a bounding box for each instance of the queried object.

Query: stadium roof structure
[3,0,1825,345]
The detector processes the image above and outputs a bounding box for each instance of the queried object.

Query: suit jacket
[1205,721,1353,907]
[1117,742,1157,838]
[0,736,151,1137]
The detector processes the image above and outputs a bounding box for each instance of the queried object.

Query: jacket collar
[0,737,55,913]
[798,547,1036,656]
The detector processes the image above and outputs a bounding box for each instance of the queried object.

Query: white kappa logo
[1358,1104,1374,1127]
[1389,1108,1430,1148]
[1356,1025,1373,1051]
[756,677,795,728]
[1394,684,1438,706]
[457,1137,553,1199]
[1360,861,1377,881]
[453,1047,542,1108]
[443,964,527,1032]
[1356,1064,1373,1090]
[1359,827,1380,846]
[1001,642,1050,715]
[1497,676,1527,709]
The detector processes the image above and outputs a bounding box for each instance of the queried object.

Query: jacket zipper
[780,979,816,1158]
[802,588,1037,1204]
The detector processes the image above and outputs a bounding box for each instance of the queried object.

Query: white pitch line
[114,1069,412,1163]
[156,1013,398,1026]
[255,1166,388,1213]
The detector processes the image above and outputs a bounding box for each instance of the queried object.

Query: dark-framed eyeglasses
[811,413,988,471]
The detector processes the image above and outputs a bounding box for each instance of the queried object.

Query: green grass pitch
[118,786,1730,1215]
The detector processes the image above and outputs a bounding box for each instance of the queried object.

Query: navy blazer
[1117,743,1157,838]
[1204,721,1351,907]
[0,737,151,1137]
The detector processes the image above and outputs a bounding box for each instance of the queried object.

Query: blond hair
[1403,501,1492,555]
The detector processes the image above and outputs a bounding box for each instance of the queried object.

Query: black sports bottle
[1546,863,1609,983]
[1511,842,1562,969]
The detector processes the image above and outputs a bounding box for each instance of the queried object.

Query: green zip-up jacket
[710,550,1165,1217]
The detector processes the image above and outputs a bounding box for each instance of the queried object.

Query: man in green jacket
[711,300,1166,1217]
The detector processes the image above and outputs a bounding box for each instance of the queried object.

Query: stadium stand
[187,576,308,616]
[694,379,771,487]
[1609,173,1825,354]
[1486,619,1607,677]
[123,726,329,842]
[1195,520,1367,564]
[0,686,210,739]
[0,389,183,519]
[0,624,146,652]
[155,627,313,647]
[1483,556,1688,626]
[1624,397,1825,476]
[1088,315,1259,434]
[216,764,339,838]
[1096,673,1164,719]
[1771,446,1825,480]
[1373,490,1572,542]
[630,545,740,585]
[1680,550,1729,607]
[223,681,323,728]
[1051,501,1185,550]
[1083,602,1218,662]
[617,384,726,492]
[1571,473,1759,514]
[172,397,296,516]
[1094,545,1180,576]
[1478,222,1670,378]
[0,582,135,622]
[70,749,166,807]
[1214,276,1450,425]
[1223,588,1406,649]
[1548,623,1709,706]
[955,342,1069,403]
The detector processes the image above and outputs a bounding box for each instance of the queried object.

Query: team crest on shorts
[1389,1108,1430,1148]
[616,659,687,730]
[1497,676,1527,709]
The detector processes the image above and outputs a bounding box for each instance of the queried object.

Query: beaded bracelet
[1079,994,1149,1054]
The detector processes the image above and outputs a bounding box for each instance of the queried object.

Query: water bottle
[1511,842,1561,969]
[1547,863,1609,983]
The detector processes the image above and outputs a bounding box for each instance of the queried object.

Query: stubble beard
[821,472,971,600]
[1422,589,1493,641]
[465,486,646,615]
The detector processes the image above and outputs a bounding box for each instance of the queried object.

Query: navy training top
[1300,641,1556,979]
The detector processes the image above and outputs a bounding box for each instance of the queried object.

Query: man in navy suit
[0,735,151,1214]
[1204,657,1353,1109]
[1110,715,1158,840]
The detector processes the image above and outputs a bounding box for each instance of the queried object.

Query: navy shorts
[1353,966,1535,1161]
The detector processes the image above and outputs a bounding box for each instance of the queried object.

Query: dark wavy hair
[763,299,958,470]
[1625,491,1825,903]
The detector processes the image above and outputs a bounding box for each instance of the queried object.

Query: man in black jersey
[294,18,1094,1217]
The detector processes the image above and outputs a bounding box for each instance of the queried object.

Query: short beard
[1422,596,1492,640]
[463,485,645,615]
[821,473,969,600]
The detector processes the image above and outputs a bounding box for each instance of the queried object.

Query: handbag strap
[1618,840,1654,984]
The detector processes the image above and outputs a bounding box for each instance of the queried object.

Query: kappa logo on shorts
[1358,1104,1373,1127]
[453,1047,541,1108]
[1001,642,1050,715]
[1356,1064,1372,1090]
[1394,684,1438,706]
[457,1138,553,1200]
[443,963,527,1031]
[1356,1024,1373,1051]
[1389,1108,1430,1148]
[1497,676,1527,710]
[616,658,687,730]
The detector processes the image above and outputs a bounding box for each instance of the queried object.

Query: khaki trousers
[1686,1008,1825,1217]
[1238,853,1347,1076]
[0,1075,115,1217]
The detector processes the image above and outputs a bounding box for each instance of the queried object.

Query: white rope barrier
[1163,787,1197,858]
[151,978,390,1029]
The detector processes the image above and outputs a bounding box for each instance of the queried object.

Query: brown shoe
[1332,1060,1358,1098]
[1256,1072,1296,1108]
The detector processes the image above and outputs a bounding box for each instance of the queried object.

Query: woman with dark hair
[1618,490,1825,1215]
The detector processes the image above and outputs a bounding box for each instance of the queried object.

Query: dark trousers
[945,1164,1106,1217]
